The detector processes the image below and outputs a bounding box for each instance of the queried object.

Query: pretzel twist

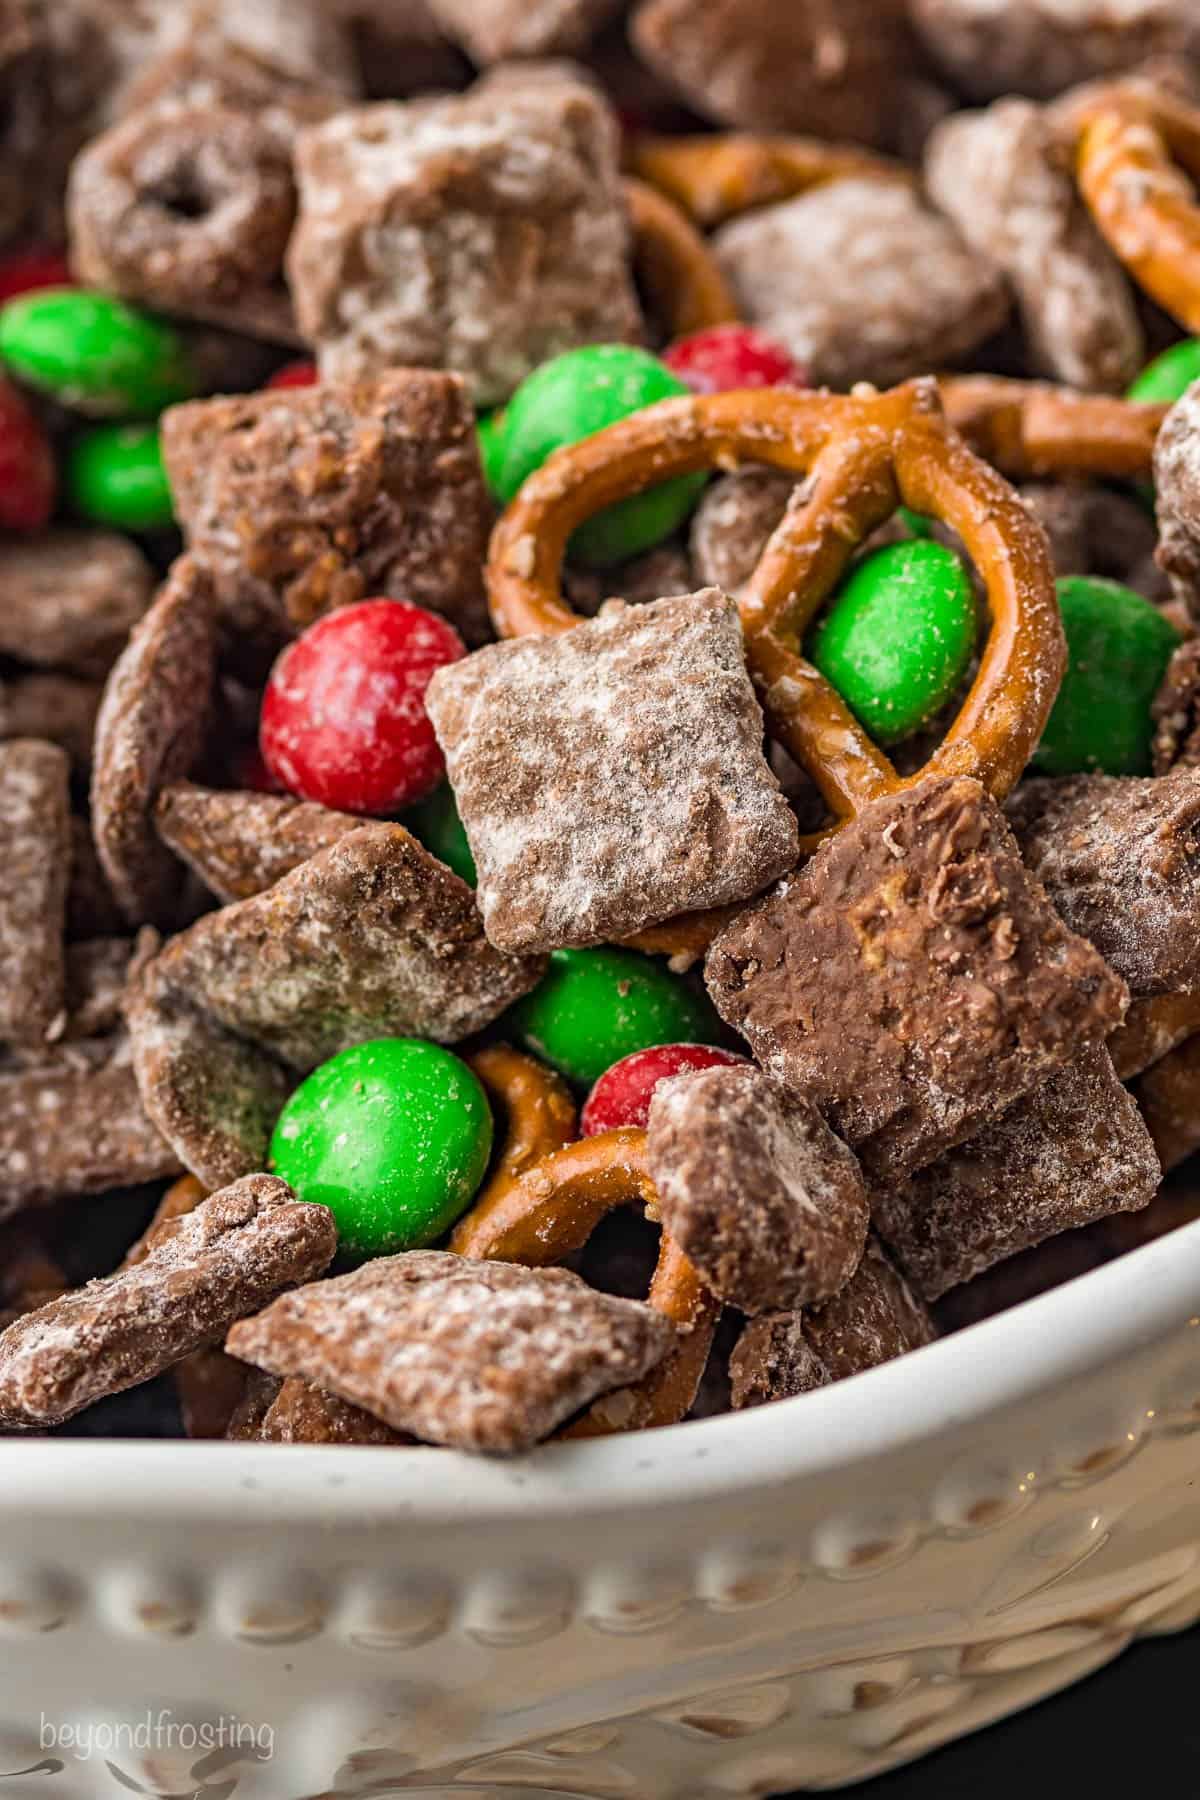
[457,1049,718,1436]
[1075,87,1200,335]
[939,375,1167,482]
[624,176,741,337]
[488,378,1063,869]
[629,133,909,229]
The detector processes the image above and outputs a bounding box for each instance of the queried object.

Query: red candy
[260,598,465,815]
[663,325,806,396]
[0,250,72,305]
[581,1043,747,1136]
[266,360,319,390]
[0,374,55,531]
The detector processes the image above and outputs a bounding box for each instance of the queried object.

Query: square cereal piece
[225,1249,674,1453]
[0,739,70,1045]
[160,371,492,663]
[0,1174,336,1428]
[286,68,641,408]
[426,0,622,61]
[1005,769,1200,998]
[712,178,1009,390]
[873,1045,1159,1300]
[426,590,800,952]
[705,775,1129,1182]
[0,529,153,677]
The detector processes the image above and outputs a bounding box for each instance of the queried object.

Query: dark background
[784,1627,1198,1798]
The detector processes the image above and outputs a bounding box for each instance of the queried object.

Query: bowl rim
[2,1218,1199,1529]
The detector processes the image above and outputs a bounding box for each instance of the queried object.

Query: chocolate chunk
[0,1040,180,1218]
[646,1064,869,1312]
[712,180,1009,391]
[427,0,621,60]
[256,1375,411,1445]
[427,591,799,953]
[630,0,917,149]
[873,1045,1158,1300]
[0,1174,336,1427]
[0,529,153,677]
[1133,1031,1200,1172]
[0,741,70,1046]
[1110,992,1200,1080]
[1153,379,1200,624]
[141,823,544,1070]
[226,1249,674,1453]
[125,958,293,1190]
[706,775,1129,1182]
[729,1237,935,1407]
[90,556,217,926]
[287,68,640,408]
[910,0,1200,103]
[1153,638,1200,774]
[1006,769,1200,997]
[924,99,1142,393]
[160,372,492,663]
[0,674,103,771]
[155,783,361,903]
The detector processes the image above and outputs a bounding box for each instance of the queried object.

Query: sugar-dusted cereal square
[427,589,799,952]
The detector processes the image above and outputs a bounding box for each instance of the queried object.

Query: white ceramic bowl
[3,1219,1200,1800]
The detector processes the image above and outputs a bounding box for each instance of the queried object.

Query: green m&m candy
[809,539,977,745]
[403,782,476,885]
[270,1038,493,1258]
[1127,339,1200,404]
[477,408,507,498]
[497,345,706,566]
[67,423,174,532]
[0,289,195,417]
[506,946,723,1088]
[1033,575,1182,777]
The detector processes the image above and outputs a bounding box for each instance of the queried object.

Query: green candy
[1127,339,1200,404]
[1034,575,1182,777]
[809,539,977,745]
[895,505,933,538]
[403,783,476,885]
[506,946,723,1088]
[497,345,706,566]
[67,423,174,532]
[269,1038,493,1258]
[477,408,507,498]
[0,289,195,417]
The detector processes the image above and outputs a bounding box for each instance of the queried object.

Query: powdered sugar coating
[713,179,1010,391]
[286,68,641,408]
[874,1044,1158,1299]
[1153,377,1200,622]
[1153,638,1200,773]
[140,823,545,1069]
[689,469,796,599]
[427,590,799,953]
[0,740,69,1046]
[1006,768,1200,996]
[155,783,361,903]
[911,0,1200,102]
[706,776,1130,1182]
[646,1064,869,1312]
[256,1375,411,1444]
[427,0,622,60]
[126,957,293,1188]
[924,98,1143,392]
[226,1250,674,1453]
[0,529,153,678]
[0,675,102,772]
[630,0,917,148]
[0,1174,336,1427]
[160,372,492,664]
[90,556,217,926]
[0,1038,180,1217]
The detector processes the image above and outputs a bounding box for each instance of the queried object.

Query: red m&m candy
[581,1043,747,1136]
[260,598,465,814]
[0,374,55,531]
[266,359,318,390]
[663,325,806,396]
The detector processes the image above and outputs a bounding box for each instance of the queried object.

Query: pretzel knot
[1074,86,1200,336]
[624,176,740,338]
[488,378,1064,927]
[939,375,1168,483]
[455,1046,718,1437]
[629,132,909,229]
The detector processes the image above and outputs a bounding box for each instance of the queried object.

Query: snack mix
[4,0,1200,1453]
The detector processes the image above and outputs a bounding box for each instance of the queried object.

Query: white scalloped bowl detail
[3,1219,1200,1800]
